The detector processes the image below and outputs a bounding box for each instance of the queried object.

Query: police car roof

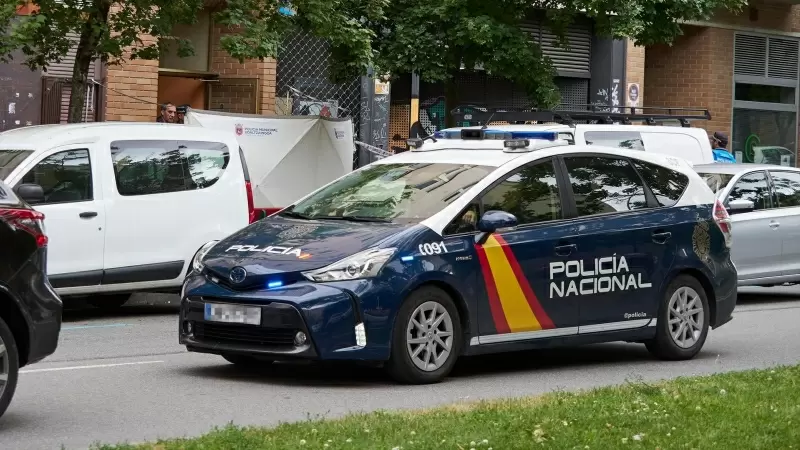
[375,136,697,176]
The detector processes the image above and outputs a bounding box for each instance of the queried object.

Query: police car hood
[202,216,406,280]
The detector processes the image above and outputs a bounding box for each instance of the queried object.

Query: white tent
[185,108,355,209]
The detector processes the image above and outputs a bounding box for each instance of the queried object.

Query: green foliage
[0,0,748,111]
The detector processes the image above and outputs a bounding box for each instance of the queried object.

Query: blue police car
[179,126,738,384]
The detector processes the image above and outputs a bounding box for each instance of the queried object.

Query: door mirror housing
[727,198,755,213]
[477,210,518,233]
[15,183,45,205]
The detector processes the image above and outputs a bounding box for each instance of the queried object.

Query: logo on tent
[235,124,244,136]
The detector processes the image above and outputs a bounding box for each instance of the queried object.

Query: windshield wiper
[324,215,392,223]
[280,210,315,220]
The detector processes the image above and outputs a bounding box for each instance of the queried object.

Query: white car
[0,122,254,308]
[447,107,716,164]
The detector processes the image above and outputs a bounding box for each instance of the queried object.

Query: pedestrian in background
[157,102,177,123]
[176,104,189,124]
[710,131,736,163]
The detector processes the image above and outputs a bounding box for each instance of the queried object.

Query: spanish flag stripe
[474,242,510,334]
[481,235,542,332]
[492,235,556,330]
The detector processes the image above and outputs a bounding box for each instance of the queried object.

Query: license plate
[204,303,261,326]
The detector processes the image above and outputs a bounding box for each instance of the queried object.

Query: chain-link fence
[275,31,361,122]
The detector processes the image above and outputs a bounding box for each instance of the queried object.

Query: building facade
[640,0,800,166]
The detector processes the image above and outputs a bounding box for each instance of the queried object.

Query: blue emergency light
[267,280,284,289]
[433,129,560,141]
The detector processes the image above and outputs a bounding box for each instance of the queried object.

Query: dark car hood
[202,217,407,288]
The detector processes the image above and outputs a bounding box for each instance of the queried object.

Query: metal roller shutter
[734,33,799,81]
[520,16,592,77]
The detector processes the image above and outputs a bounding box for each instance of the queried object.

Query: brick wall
[644,26,734,137]
[209,23,277,114]
[712,1,795,31]
[625,39,645,108]
[104,32,159,121]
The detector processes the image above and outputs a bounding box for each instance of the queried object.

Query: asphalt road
[1,288,799,450]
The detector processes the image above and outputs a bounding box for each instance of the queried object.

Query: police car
[179,126,738,384]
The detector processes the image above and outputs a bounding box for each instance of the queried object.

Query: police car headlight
[191,240,219,273]
[302,247,397,282]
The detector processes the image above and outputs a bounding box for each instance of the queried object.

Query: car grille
[193,322,296,346]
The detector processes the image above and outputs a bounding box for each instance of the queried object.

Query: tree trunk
[67,1,111,123]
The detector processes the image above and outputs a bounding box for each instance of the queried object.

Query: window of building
[110,140,230,196]
[563,156,648,216]
[159,10,211,73]
[732,33,799,166]
[20,149,92,204]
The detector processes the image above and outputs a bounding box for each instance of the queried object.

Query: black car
[0,181,62,417]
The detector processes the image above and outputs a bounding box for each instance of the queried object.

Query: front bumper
[179,274,383,361]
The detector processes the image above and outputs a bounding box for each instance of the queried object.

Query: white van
[0,122,253,308]
[571,124,715,164]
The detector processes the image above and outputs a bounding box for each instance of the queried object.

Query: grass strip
[94,364,800,450]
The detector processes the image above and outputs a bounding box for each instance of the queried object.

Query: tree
[365,0,748,124]
[0,0,385,123]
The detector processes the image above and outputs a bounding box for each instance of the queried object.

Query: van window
[21,149,93,204]
[639,132,706,163]
[110,140,230,196]
[584,131,645,150]
[0,150,34,180]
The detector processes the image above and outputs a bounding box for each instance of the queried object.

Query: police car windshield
[697,172,734,194]
[284,163,494,223]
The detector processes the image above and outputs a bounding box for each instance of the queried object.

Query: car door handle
[554,244,576,256]
[79,211,98,219]
[652,231,672,244]
[769,221,780,229]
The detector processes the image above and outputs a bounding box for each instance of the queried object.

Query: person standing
[176,104,189,124]
[157,102,177,123]
[710,131,736,163]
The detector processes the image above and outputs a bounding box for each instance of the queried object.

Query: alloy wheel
[406,301,454,371]
[667,286,705,349]
[0,334,8,398]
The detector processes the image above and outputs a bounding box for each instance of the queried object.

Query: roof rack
[448,104,712,128]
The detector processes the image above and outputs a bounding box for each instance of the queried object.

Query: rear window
[584,131,645,150]
[0,180,18,205]
[110,140,230,196]
[631,160,690,207]
[0,149,34,180]
[697,172,735,194]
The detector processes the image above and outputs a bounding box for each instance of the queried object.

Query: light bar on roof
[433,129,560,141]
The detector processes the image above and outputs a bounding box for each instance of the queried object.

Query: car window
[584,131,645,150]
[110,140,230,196]
[631,160,689,207]
[726,171,771,210]
[286,163,494,224]
[480,160,562,226]
[0,149,34,180]
[697,172,735,194]
[20,149,92,204]
[0,180,18,205]
[769,171,800,208]
[564,156,648,216]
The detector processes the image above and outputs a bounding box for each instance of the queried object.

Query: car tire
[645,274,710,360]
[87,294,131,310]
[222,354,274,367]
[386,285,462,384]
[0,316,20,419]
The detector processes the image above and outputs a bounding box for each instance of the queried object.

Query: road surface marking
[20,360,163,374]
[62,323,128,330]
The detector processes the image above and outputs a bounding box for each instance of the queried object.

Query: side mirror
[477,210,518,233]
[727,198,754,213]
[15,183,45,205]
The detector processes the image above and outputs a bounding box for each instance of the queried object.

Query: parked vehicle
[180,125,737,384]
[0,123,253,308]
[0,180,62,417]
[448,106,718,165]
[695,162,800,286]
